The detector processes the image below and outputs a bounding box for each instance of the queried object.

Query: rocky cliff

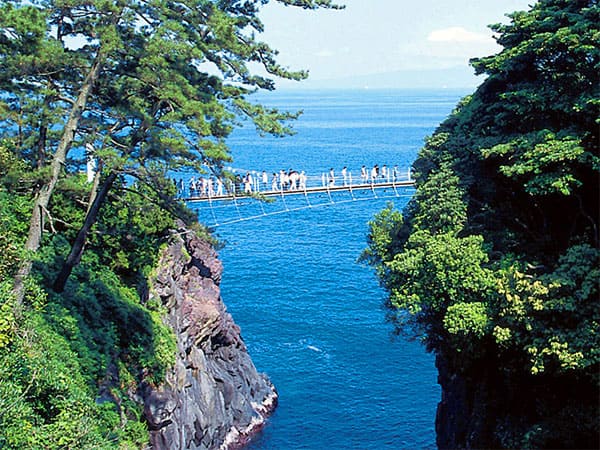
[142,225,277,449]
[434,351,599,449]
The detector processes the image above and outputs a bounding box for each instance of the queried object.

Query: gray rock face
[143,225,277,449]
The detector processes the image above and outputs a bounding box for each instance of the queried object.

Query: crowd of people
[324,164,405,187]
[177,164,409,197]
[177,176,225,198]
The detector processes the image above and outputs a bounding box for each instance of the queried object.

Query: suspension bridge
[183,166,416,228]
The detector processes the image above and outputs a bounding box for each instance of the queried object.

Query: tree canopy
[0,0,342,447]
[366,0,599,447]
[1,0,343,302]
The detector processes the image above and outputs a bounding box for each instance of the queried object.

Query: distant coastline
[273,65,483,91]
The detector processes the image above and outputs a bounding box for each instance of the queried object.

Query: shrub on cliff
[0,177,175,448]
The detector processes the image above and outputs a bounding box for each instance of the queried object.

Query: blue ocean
[192,89,468,449]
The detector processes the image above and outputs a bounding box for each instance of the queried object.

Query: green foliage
[492,245,600,375]
[367,0,599,446]
[408,0,600,258]
[0,282,16,349]
[0,145,26,183]
[482,130,590,195]
[86,179,181,281]
[0,308,150,449]
[0,190,28,281]
[45,175,90,239]
[39,178,180,387]
[0,217,164,448]
[0,217,174,447]
[0,288,120,449]
[411,162,467,233]
[443,301,490,354]
[1,0,343,447]
[0,119,178,450]
[0,4,66,88]
[444,301,489,339]
[44,259,176,386]
[387,230,494,323]
[361,202,404,273]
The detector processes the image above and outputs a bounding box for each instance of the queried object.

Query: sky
[256,0,535,89]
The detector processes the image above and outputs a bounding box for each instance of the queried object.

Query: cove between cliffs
[142,222,277,449]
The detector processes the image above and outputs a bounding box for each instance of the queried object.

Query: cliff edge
[142,225,277,449]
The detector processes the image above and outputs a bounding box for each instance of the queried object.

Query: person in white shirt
[244,173,253,194]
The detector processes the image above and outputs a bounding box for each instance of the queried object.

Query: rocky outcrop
[434,352,600,449]
[435,354,499,449]
[143,224,277,449]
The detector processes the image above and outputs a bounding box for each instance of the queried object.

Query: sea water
[195,89,467,449]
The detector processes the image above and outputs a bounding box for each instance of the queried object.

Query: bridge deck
[185,179,415,203]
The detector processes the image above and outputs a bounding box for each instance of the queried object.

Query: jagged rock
[143,223,277,449]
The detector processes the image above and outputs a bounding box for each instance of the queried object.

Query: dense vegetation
[0,0,340,447]
[0,165,179,447]
[365,0,599,448]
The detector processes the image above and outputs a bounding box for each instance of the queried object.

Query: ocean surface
[191,89,468,449]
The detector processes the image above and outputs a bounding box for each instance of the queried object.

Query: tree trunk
[53,171,118,293]
[35,124,47,170]
[12,49,107,305]
[87,157,103,214]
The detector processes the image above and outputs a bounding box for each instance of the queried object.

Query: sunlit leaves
[412,163,467,233]
[482,131,587,195]
[0,284,16,349]
[362,202,404,272]
[0,188,30,282]
[387,230,494,317]
[444,301,489,343]
[0,4,65,85]
[365,162,493,342]
[469,0,599,199]
[491,244,599,375]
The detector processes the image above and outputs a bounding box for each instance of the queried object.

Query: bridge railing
[180,166,413,200]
